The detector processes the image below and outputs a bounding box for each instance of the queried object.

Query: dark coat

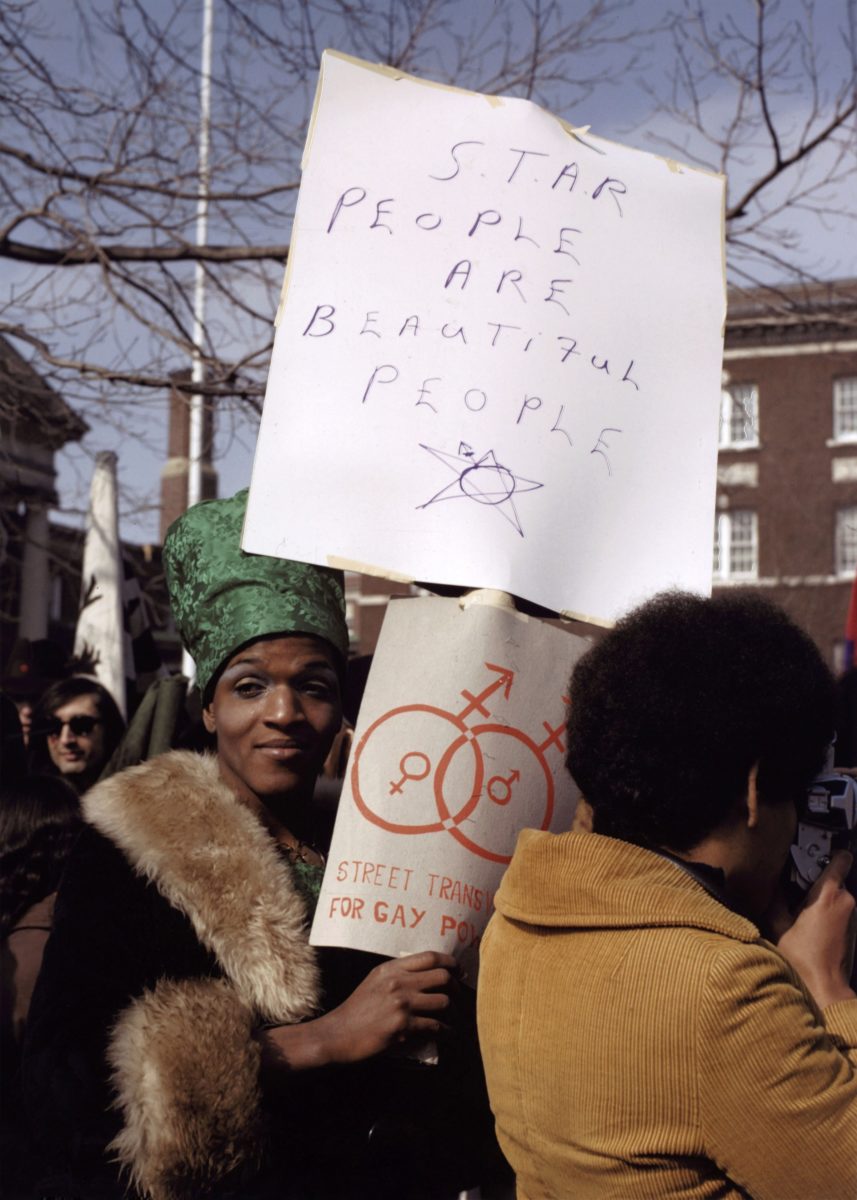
[23,751,497,1200]
[2,892,56,1056]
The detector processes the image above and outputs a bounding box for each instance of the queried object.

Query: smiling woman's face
[202,635,342,809]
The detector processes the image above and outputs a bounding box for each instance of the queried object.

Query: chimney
[160,373,218,542]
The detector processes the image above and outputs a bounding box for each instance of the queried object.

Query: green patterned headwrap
[163,489,348,698]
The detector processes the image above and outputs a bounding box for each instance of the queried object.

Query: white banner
[74,451,127,717]
[310,596,590,979]
[244,50,725,624]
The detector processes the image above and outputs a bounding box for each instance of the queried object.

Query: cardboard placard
[310,596,590,979]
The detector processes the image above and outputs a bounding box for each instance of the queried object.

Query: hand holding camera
[778,849,857,1008]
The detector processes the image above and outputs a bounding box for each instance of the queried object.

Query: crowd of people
[2,492,500,1200]
[1,652,127,1195]
[1,488,856,1199]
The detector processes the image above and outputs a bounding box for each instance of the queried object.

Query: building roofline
[726,278,857,348]
[0,335,88,447]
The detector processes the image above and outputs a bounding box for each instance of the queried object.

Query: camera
[790,771,857,892]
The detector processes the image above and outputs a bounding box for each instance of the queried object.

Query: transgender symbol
[350,663,567,864]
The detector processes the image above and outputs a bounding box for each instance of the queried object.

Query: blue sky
[5,0,854,543]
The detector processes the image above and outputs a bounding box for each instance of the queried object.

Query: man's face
[47,693,106,780]
[202,635,342,809]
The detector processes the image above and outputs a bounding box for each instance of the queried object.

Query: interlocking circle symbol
[351,704,484,835]
[434,723,554,863]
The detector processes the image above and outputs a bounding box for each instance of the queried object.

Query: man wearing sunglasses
[29,678,125,796]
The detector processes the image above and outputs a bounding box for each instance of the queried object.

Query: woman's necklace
[248,794,327,867]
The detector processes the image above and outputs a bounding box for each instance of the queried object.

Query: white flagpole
[74,451,128,718]
[182,0,214,683]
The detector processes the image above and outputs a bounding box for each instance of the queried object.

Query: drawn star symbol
[417,443,543,537]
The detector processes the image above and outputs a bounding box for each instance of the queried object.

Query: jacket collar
[82,751,320,1022]
[496,829,760,943]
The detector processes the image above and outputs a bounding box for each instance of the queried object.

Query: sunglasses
[45,715,101,738]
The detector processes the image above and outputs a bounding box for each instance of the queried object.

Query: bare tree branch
[1,0,854,532]
[645,0,857,287]
[1,237,290,265]
[1,322,265,406]
[0,139,298,201]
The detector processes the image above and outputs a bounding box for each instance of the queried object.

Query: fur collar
[83,750,320,1023]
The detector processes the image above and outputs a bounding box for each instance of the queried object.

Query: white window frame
[835,506,857,578]
[713,511,758,581]
[719,383,759,449]
[833,378,857,443]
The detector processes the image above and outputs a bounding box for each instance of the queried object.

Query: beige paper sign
[310,596,590,979]
[244,50,726,625]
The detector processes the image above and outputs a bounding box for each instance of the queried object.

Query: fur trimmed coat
[24,752,495,1200]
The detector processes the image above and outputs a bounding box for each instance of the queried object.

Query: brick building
[718,279,857,669]
[344,572,417,655]
[0,340,179,675]
[0,336,87,658]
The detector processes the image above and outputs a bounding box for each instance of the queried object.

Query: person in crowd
[478,591,857,1200]
[0,771,80,1046]
[1,696,82,1044]
[1,695,81,1194]
[23,490,496,1200]
[2,637,68,746]
[28,676,125,795]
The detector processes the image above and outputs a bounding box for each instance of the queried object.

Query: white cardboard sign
[310,596,589,977]
[244,50,726,624]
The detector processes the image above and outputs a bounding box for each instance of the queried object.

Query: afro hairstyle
[565,591,834,852]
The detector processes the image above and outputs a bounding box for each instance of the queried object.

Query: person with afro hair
[478,590,857,1200]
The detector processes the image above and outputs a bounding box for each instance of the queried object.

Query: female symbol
[351,704,484,835]
[389,751,432,795]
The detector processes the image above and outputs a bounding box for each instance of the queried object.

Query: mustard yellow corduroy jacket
[477,829,857,1200]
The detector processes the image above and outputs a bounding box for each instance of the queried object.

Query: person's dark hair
[28,676,126,778]
[565,591,835,852]
[1,692,28,784]
[0,774,81,935]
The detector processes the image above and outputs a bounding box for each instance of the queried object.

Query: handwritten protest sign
[310,595,589,977]
[243,50,725,624]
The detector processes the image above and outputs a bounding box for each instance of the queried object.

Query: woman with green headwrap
[23,492,494,1200]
